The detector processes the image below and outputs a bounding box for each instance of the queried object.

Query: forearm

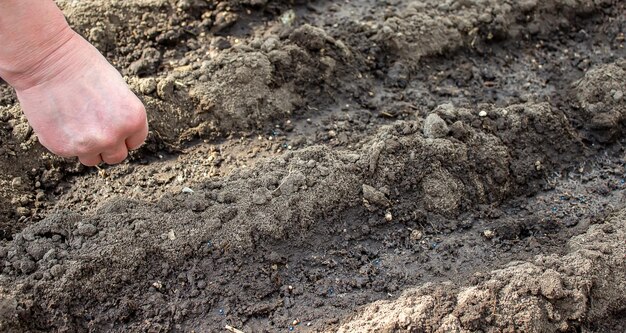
[0,0,76,89]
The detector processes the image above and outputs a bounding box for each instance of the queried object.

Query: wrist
[0,0,86,91]
[1,27,91,91]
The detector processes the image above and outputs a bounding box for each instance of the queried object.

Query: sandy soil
[0,0,625,332]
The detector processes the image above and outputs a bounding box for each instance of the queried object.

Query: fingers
[100,143,129,164]
[78,127,147,166]
[79,154,103,166]
[125,120,149,150]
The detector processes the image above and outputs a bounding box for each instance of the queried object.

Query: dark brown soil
[1,0,625,332]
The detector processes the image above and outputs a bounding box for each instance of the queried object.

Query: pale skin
[0,0,148,166]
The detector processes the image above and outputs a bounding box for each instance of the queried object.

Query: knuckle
[73,134,116,156]
[122,106,148,134]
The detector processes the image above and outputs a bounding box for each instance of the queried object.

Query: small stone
[479,110,488,117]
[423,113,449,138]
[483,230,495,239]
[613,90,623,101]
[410,229,423,241]
[50,264,65,278]
[362,184,389,207]
[76,223,98,237]
[385,211,393,222]
[168,230,176,240]
[280,9,297,26]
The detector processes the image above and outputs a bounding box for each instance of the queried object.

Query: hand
[13,32,148,166]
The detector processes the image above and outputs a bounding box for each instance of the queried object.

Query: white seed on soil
[410,229,423,241]
[168,230,176,240]
[385,211,393,222]
[182,187,194,193]
[483,230,495,239]
[225,325,245,333]
[479,110,488,117]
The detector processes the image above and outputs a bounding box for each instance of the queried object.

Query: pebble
[50,264,65,278]
[423,113,449,138]
[385,211,393,222]
[483,230,495,239]
[76,223,98,237]
[410,229,423,241]
[362,184,389,207]
[613,90,623,101]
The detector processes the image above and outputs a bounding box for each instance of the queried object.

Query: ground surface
[0,0,625,332]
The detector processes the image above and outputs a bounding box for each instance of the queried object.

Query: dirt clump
[338,211,626,332]
[0,0,625,332]
[572,60,626,142]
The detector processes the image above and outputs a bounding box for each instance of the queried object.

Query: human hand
[11,32,148,166]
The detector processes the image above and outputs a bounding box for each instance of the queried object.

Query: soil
[0,0,625,332]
